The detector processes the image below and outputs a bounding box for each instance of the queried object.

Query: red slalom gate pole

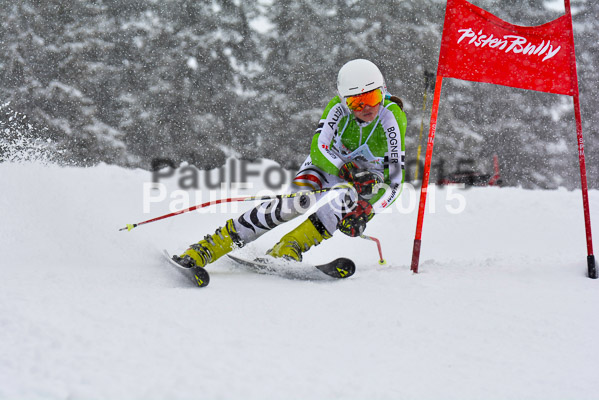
[565,0,596,278]
[573,82,595,279]
[411,76,444,273]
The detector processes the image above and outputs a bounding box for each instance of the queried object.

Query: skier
[173,59,407,268]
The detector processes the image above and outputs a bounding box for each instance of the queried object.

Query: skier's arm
[370,102,407,213]
[310,98,348,176]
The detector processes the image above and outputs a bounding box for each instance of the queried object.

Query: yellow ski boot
[267,214,332,262]
[174,219,242,268]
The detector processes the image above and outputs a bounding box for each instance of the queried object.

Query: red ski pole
[119,185,351,232]
[360,234,386,265]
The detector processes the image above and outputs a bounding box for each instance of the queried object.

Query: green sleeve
[310,134,340,176]
[309,96,346,177]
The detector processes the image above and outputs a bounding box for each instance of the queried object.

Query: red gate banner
[438,0,574,95]
[412,0,595,277]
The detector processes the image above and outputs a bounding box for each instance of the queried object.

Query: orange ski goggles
[345,88,383,111]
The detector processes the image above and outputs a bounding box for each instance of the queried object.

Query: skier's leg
[232,155,341,244]
[314,189,360,235]
[173,218,243,268]
[266,213,332,262]
[175,156,339,268]
[266,165,356,262]
[267,188,365,262]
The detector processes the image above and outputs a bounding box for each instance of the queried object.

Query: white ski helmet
[337,59,386,98]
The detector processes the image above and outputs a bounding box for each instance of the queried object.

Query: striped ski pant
[232,155,357,244]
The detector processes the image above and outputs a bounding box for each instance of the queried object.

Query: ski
[226,253,356,280]
[314,257,356,278]
[162,249,210,287]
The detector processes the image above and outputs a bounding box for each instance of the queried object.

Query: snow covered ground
[1,160,598,400]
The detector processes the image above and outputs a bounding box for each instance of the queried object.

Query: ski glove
[338,162,381,199]
[337,200,374,237]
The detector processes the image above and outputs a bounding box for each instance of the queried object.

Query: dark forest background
[1,0,597,189]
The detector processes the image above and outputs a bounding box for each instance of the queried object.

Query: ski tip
[194,268,210,287]
[336,258,356,278]
[315,257,356,279]
[163,249,210,288]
